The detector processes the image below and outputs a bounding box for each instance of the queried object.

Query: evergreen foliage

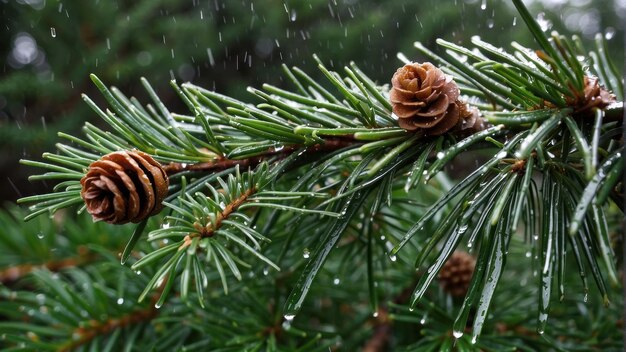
[2,0,624,350]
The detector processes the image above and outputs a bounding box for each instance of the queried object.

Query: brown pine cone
[80,150,169,224]
[390,62,484,135]
[567,75,616,115]
[438,250,476,297]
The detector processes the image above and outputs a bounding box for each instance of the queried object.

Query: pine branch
[58,302,160,352]
[185,186,256,240]
[12,0,623,346]
[0,249,94,285]
[162,137,359,175]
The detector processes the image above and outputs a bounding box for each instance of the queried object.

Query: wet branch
[163,138,359,175]
[0,248,94,284]
[57,281,166,352]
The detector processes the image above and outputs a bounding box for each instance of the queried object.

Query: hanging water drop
[302,248,310,259]
[117,298,124,305]
[36,232,44,239]
[452,330,463,338]
[50,27,56,37]
[605,27,615,40]
[535,13,552,32]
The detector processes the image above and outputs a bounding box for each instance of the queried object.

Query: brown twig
[199,187,255,238]
[57,306,158,352]
[179,185,258,251]
[57,279,166,352]
[0,247,94,284]
[162,138,358,176]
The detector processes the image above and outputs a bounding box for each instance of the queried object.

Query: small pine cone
[80,150,169,224]
[457,102,487,134]
[567,75,616,115]
[438,251,476,297]
[390,62,482,136]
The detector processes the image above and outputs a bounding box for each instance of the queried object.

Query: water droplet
[436,152,445,159]
[372,311,379,317]
[302,248,310,259]
[525,251,532,258]
[390,255,397,262]
[36,232,44,239]
[162,222,170,229]
[333,278,340,285]
[263,267,269,276]
[284,314,295,321]
[117,298,124,305]
[605,27,615,40]
[453,330,464,338]
[35,294,45,304]
[50,27,56,37]
[471,336,478,344]
[535,13,552,32]
[154,302,162,309]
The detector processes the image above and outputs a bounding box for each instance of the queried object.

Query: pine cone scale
[108,152,154,221]
[426,102,461,136]
[134,154,169,214]
[415,94,449,117]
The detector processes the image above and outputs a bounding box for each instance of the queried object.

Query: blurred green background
[1,0,623,203]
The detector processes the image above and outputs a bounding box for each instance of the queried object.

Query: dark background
[1,0,623,204]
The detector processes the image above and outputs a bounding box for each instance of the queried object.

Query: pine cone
[438,250,476,297]
[567,75,616,115]
[390,62,484,135]
[80,150,169,224]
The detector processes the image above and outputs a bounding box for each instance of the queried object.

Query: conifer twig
[0,247,94,284]
[162,138,359,175]
[57,279,167,352]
